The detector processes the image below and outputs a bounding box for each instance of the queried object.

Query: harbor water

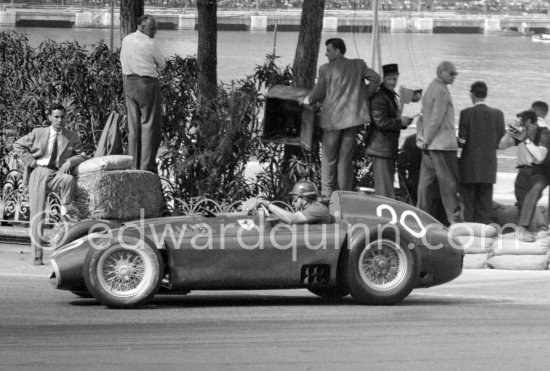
[3,26,549,121]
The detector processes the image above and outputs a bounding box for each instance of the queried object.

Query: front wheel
[346,230,418,305]
[83,236,162,308]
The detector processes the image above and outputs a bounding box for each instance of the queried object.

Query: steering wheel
[256,202,270,217]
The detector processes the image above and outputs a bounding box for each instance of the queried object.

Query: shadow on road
[67,292,513,309]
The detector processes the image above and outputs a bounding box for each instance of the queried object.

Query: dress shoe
[33,258,44,266]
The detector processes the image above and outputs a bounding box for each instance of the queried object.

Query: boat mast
[371,0,382,75]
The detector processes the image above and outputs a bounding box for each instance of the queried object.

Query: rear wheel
[83,237,162,308]
[346,230,418,305]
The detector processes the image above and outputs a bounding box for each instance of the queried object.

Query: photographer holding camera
[499,110,550,242]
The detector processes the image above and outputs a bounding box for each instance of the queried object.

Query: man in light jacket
[303,38,380,199]
[416,61,463,224]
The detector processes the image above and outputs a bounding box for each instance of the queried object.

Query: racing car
[49,190,463,308]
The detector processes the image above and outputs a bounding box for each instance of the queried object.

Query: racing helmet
[289,180,319,198]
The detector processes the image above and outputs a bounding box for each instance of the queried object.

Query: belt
[125,74,157,79]
[517,165,532,169]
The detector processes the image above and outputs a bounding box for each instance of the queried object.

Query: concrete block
[390,17,408,33]
[178,14,196,30]
[74,12,93,28]
[250,15,267,31]
[412,17,433,33]
[178,14,195,30]
[484,18,501,33]
[0,10,16,27]
[101,11,120,28]
[322,17,338,32]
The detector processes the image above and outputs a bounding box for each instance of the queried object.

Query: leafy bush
[0,31,374,210]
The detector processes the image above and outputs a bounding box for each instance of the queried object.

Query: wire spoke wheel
[85,238,162,308]
[359,239,407,291]
[97,247,152,297]
[347,232,418,305]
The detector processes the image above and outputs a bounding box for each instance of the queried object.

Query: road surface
[1,254,550,370]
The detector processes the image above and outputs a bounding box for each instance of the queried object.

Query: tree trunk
[197,0,218,104]
[292,0,325,89]
[120,0,144,41]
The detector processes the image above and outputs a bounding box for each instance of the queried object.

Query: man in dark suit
[13,103,86,265]
[458,81,505,223]
[367,63,413,198]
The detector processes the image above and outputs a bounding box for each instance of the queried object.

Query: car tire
[54,219,120,251]
[83,236,163,308]
[346,229,419,305]
[307,286,349,299]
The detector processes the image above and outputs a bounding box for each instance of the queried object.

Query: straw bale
[75,170,163,221]
[487,255,549,270]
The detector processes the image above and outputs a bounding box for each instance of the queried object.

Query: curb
[0,226,31,248]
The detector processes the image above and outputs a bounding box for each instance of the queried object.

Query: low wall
[1,8,549,33]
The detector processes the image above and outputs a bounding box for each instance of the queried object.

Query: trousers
[516,167,549,228]
[417,150,463,224]
[124,75,162,173]
[461,183,493,224]
[29,166,76,259]
[372,156,395,199]
[321,126,359,197]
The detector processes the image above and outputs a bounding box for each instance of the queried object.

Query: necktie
[47,133,58,169]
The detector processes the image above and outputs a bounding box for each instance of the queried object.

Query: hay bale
[75,170,163,220]
[74,155,133,175]
[463,253,489,269]
[487,255,549,270]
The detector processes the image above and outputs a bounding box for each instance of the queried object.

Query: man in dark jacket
[458,81,505,223]
[367,64,412,198]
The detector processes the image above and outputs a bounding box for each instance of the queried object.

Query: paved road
[1,254,550,371]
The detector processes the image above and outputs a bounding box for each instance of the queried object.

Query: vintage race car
[49,191,463,308]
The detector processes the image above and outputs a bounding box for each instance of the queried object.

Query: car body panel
[50,191,463,297]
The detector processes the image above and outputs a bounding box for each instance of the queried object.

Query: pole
[272,23,278,55]
[109,0,114,51]
[371,0,381,75]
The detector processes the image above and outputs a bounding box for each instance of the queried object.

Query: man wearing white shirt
[499,110,550,242]
[120,14,166,173]
[13,104,87,264]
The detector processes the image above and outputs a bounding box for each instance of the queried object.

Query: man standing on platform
[302,38,380,200]
[13,104,86,265]
[416,61,463,224]
[367,63,412,198]
[120,14,166,173]
[457,81,505,223]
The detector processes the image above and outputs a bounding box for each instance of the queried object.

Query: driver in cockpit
[257,180,334,224]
